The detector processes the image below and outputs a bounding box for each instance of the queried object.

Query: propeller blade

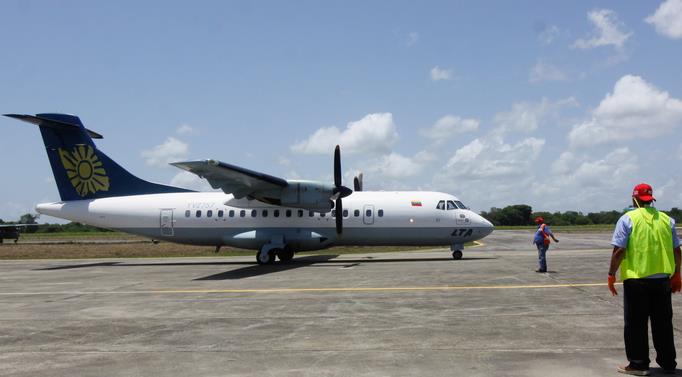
[334,145,341,188]
[354,172,363,191]
[335,198,343,234]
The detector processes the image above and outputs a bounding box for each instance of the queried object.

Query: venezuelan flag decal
[58,145,110,197]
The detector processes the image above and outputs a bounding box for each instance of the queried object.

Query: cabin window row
[184,208,385,219]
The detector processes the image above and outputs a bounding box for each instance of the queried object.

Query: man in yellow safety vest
[608,183,682,376]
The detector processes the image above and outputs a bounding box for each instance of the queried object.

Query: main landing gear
[256,245,295,265]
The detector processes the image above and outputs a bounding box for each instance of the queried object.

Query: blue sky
[1,0,682,222]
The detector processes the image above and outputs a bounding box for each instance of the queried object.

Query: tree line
[0,214,112,233]
[480,205,682,226]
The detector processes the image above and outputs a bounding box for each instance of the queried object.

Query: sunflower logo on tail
[58,145,110,197]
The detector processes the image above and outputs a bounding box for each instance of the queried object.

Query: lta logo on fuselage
[58,145,110,197]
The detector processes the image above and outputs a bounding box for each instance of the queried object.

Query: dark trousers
[623,278,677,370]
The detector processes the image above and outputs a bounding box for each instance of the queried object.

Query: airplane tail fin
[4,113,191,201]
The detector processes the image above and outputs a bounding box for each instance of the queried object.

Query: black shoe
[663,368,677,375]
[535,269,546,273]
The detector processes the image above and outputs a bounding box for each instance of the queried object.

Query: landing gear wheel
[452,250,463,260]
[278,247,294,262]
[257,248,277,265]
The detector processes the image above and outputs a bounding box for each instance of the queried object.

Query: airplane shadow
[195,255,339,280]
[34,254,497,280]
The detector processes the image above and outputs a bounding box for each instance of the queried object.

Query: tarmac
[1,229,681,376]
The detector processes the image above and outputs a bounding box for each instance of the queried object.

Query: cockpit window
[454,200,467,209]
[447,201,456,210]
[436,200,445,210]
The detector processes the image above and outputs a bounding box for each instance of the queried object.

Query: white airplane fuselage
[37,191,494,252]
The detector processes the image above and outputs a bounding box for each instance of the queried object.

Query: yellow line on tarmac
[153,282,618,294]
[0,282,621,296]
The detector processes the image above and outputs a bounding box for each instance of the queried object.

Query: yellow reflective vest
[620,207,674,280]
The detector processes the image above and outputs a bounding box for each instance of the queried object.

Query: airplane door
[363,204,375,225]
[160,209,174,236]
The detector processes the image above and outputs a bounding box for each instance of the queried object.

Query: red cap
[632,183,655,202]
[534,216,544,224]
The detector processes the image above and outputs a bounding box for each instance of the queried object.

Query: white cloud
[646,0,682,39]
[170,171,216,191]
[572,9,632,49]
[366,153,424,179]
[430,66,453,81]
[568,75,682,147]
[141,137,189,167]
[445,136,545,179]
[407,32,419,46]
[420,115,479,142]
[493,97,577,133]
[291,113,398,155]
[529,60,568,83]
[537,148,639,209]
[176,124,195,135]
[538,25,560,45]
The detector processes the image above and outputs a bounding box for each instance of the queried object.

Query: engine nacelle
[278,180,334,211]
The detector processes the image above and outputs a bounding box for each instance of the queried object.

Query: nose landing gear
[450,243,464,260]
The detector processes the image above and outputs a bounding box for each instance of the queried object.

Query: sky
[1,0,682,222]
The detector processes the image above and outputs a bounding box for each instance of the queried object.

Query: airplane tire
[257,248,277,265]
[452,250,463,260]
[278,247,294,262]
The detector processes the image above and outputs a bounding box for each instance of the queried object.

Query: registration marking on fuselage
[0,282,620,296]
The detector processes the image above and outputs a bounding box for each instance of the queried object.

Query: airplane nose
[471,213,494,237]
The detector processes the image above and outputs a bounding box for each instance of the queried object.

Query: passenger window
[274,209,280,217]
[218,210,224,218]
[196,210,202,218]
[298,210,304,217]
[309,211,315,217]
[436,200,445,210]
[207,210,213,218]
[185,210,190,218]
[262,209,268,217]
[354,209,360,217]
[320,212,326,217]
[286,209,292,217]
[229,210,235,217]
[343,209,348,218]
[366,209,372,217]
[378,209,384,217]
[240,210,246,217]
[331,210,336,218]
[447,201,456,210]
[251,209,257,217]
[455,200,467,209]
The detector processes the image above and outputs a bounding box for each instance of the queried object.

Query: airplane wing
[170,160,288,199]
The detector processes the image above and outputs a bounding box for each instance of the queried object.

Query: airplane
[4,113,494,264]
[0,224,35,243]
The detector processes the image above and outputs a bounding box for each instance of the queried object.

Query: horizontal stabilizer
[4,113,103,139]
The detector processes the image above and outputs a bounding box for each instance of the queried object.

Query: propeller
[332,145,353,235]
[353,172,363,192]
